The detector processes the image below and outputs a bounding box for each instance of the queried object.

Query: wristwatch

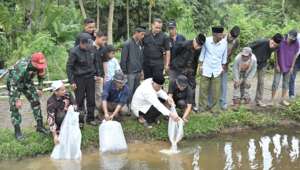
[14,97,19,101]
[199,66,203,68]
[166,63,170,66]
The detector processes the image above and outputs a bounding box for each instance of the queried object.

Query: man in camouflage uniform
[7,52,50,141]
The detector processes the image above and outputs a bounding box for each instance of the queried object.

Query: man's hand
[54,135,60,145]
[221,71,224,77]
[245,83,251,88]
[289,68,293,75]
[169,113,180,122]
[104,77,107,86]
[124,74,128,78]
[267,59,270,63]
[97,77,101,84]
[105,113,111,121]
[223,64,227,72]
[141,71,144,80]
[38,90,43,99]
[165,65,170,75]
[276,65,281,73]
[167,97,175,106]
[16,99,22,109]
[199,68,203,75]
[70,84,77,90]
[234,82,240,88]
[109,115,114,120]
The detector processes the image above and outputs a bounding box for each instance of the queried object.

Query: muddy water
[1,126,300,170]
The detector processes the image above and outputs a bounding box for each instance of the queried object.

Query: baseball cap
[288,29,298,40]
[241,47,252,56]
[32,52,47,69]
[167,21,176,28]
[80,33,93,47]
[51,81,64,91]
[177,75,189,87]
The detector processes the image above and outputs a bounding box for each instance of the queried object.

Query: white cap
[51,81,64,91]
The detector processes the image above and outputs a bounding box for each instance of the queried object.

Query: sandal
[155,118,161,124]
[140,121,152,130]
[79,123,84,129]
[280,100,290,106]
[256,102,266,108]
[182,118,189,123]
[164,116,169,121]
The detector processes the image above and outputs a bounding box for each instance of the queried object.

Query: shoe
[192,106,198,112]
[269,98,275,106]
[290,96,295,102]
[126,111,131,116]
[212,112,219,117]
[197,109,204,114]
[244,98,252,111]
[86,121,97,126]
[36,120,50,135]
[280,100,290,106]
[232,99,240,112]
[206,106,211,111]
[221,108,228,111]
[14,125,24,141]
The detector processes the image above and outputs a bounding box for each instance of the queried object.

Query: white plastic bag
[99,120,128,154]
[160,104,184,154]
[50,105,82,159]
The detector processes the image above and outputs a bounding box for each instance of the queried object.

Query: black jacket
[171,40,201,74]
[120,37,144,74]
[66,45,100,84]
[75,30,96,47]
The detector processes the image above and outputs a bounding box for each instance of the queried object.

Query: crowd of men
[6,17,300,143]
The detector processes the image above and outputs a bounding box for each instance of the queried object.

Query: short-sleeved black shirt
[94,45,108,77]
[143,30,170,66]
[168,79,193,104]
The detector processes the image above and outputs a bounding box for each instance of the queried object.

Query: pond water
[1,126,300,170]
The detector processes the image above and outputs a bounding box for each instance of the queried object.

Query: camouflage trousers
[8,81,43,125]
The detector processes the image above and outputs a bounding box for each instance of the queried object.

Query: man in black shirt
[143,18,170,79]
[248,33,283,107]
[47,81,85,145]
[75,18,96,46]
[67,33,101,126]
[121,25,146,116]
[94,30,108,104]
[168,75,193,124]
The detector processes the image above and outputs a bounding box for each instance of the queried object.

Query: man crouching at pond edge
[131,73,180,130]
[7,52,50,141]
[47,81,85,145]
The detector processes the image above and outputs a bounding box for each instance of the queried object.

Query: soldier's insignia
[38,69,45,76]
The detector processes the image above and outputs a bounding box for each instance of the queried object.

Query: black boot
[14,125,24,141]
[36,119,50,135]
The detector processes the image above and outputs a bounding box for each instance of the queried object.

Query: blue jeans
[289,57,300,98]
[208,71,228,109]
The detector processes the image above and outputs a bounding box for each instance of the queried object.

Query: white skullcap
[51,81,64,91]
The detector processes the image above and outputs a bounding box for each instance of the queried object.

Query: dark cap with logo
[80,33,93,47]
[167,21,176,28]
[288,29,298,40]
[177,75,189,87]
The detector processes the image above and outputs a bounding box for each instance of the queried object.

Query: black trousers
[55,110,85,131]
[143,63,164,80]
[140,105,162,123]
[74,75,96,122]
[174,98,187,109]
[182,73,196,106]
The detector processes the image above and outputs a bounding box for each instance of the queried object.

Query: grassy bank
[1,100,300,161]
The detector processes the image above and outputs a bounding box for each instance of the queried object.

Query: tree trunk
[79,0,87,19]
[127,0,129,39]
[282,0,288,23]
[107,0,114,44]
[97,0,100,29]
[148,4,152,29]
[25,0,35,31]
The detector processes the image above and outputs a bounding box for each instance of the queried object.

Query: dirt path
[0,74,300,129]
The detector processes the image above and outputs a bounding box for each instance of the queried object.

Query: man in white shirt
[131,73,180,130]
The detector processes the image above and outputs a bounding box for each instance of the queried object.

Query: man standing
[249,33,283,107]
[143,18,170,79]
[131,73,179,130]
[168,75,193,123]
[47,81,85,145]
[75,18,96,46]
[7,52,50,141]
[96,72,130,123]
[121,25,146,116]
[94,30,108,103]
[207,26,240,110]
[198,26,227,117]
[67,33,101,126]
[232,47,257,111]
[167,21,186,81]
[171,33,206,112]
[289,33,300,100]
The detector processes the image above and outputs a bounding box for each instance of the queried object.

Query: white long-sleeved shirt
[131,78,170,117]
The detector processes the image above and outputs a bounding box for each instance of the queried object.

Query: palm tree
[148,0,155,29]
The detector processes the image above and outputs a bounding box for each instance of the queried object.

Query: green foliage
[0,35,13,61]
[163,0,186,22]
